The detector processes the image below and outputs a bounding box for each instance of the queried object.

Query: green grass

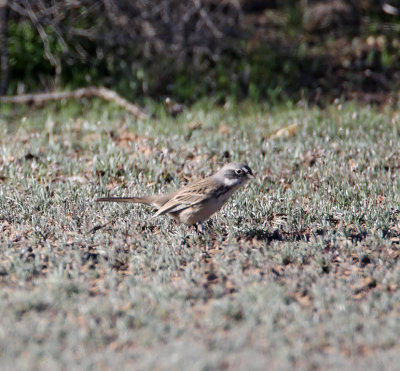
[1,100,400,370]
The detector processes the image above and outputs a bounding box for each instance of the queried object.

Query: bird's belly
[177,192,234,226]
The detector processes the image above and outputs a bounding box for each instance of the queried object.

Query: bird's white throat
[223,176,246,188]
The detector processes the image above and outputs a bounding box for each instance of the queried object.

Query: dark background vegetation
[2,0,400,104]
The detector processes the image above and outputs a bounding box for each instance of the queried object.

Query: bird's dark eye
[235,169,243,176]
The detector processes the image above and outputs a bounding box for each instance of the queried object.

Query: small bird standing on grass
[97,163,254,231]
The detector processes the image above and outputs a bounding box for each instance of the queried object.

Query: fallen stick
[0,86,148,120]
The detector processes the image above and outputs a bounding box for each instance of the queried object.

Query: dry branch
[0,87,148,120]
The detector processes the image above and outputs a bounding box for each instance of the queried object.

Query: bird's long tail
[96,197,151,205]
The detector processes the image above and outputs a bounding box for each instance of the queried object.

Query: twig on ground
[0,87,148,120]
[88,218,115,234]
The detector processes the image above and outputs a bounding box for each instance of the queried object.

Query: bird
[96,163,254,231]
[165,97,185,117]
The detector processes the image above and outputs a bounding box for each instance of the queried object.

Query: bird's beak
[247,172,255,179]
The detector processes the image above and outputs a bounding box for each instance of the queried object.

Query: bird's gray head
[215,163,255,187]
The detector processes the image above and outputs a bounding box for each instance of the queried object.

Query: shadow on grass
[238,228,313,243]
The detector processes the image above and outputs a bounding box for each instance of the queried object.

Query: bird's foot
[196,221,205,233]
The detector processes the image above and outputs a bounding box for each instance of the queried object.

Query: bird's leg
[196,221,205,233]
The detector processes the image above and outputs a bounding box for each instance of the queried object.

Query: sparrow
[96,163,254,230]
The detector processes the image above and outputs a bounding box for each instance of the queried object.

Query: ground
[0,100,400,370]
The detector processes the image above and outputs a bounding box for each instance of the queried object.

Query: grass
[1,99,400,370]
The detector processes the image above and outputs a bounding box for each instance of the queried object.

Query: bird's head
[217,163,255,187]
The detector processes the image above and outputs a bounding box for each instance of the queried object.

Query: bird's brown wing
[152,180,217,217]
[152,192,207,217]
